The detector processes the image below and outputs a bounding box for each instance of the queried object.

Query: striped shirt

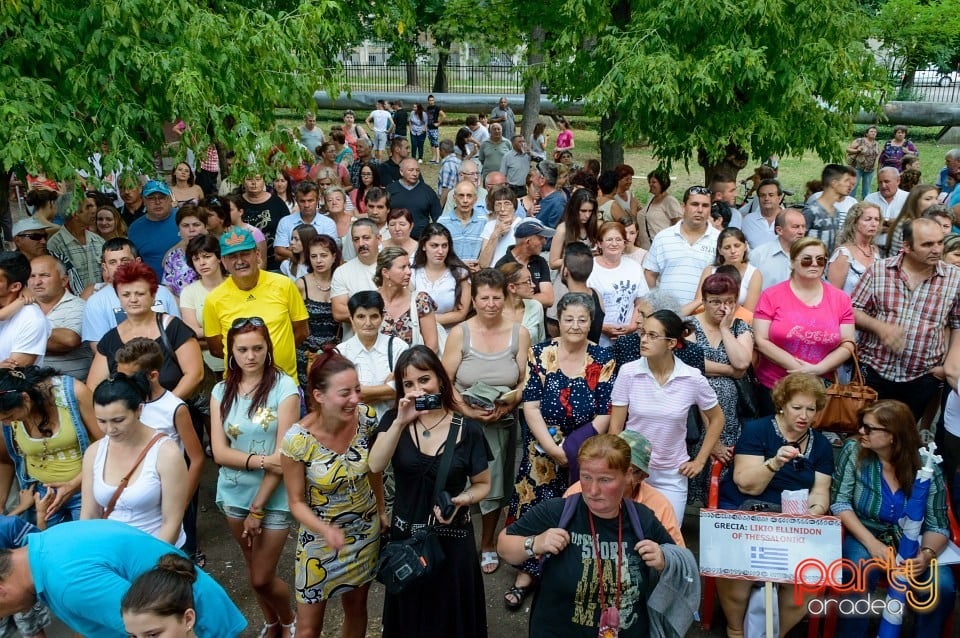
[611,356,717,471]
[831,439,949,539]
[644,221,719,304]
[851,254,960,382]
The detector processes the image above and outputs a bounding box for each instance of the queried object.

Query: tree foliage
[0,0,345,183]
[873,0,960,72]
[540,0,885,178]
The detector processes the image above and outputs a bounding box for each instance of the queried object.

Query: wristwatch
[524,536,536,557]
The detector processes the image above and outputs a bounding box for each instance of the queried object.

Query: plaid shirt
[437,154,461,192]
[200,145,219,172]
[851,253,960,381]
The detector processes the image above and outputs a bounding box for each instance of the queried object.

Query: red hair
[613,164,635,181]
[112,261,159,296]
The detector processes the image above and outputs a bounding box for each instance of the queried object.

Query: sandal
[258,622,278,638]
[282,616,296,637]
[504,584,532,611]
[480,551,499,574]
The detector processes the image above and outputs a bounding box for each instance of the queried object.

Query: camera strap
[430,413,463,515]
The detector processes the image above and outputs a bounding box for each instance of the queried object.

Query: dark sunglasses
[17,233,47,241]
[859,423,889,435]
[231,317,266,330]
[799,255,827,267]
[688,186,711,196]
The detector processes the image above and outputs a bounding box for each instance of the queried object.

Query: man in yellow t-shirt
[204,227,308,379]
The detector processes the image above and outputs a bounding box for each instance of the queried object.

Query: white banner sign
[699,509,843,584]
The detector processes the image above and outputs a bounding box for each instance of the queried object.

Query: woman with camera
[369,346,492,638]
[281,346,383,638]
[715,372,834,637]
[443,268,529,575]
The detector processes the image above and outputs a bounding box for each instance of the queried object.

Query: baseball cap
[618,430,652,474]
[220,227,257,256]
[12,218,55,237]
[514,219,556,239]
[142,180,172,197]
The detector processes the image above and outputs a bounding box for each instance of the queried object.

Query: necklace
[238,381,258,398]
[773,415,811,453]
[417,411,447,438]
[854,242,875,261]
[588,508,622,634]
[312,275,331,292]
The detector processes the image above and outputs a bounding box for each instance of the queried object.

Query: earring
[228,356,238,370]
[266,352,273,367]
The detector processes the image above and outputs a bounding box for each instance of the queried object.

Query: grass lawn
[303,110,951,205]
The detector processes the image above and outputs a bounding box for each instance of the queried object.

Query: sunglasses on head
[18,233,47,241]
[688,186,711,196]
[231,317,266,330]
[799,255,827,267]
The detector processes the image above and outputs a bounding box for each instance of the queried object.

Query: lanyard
[587,508,622,618]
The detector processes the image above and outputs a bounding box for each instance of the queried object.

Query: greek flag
[749,546,790,571]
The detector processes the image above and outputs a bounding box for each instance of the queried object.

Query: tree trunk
[698,143,748,185]
[405,60,419,88]
[599,114,623,169]
[0,166,11,245]
[432,50,449,93]
[520,27,545,141]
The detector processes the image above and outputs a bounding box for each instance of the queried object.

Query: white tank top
[140,391,185,450]
[92,436,186,547]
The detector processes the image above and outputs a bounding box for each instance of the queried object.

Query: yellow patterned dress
[280,404,380,603]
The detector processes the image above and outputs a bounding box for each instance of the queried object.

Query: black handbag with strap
[376,414,462,594]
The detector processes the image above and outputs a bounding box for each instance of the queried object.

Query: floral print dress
[506,339,616,576]
[380,291,436,345]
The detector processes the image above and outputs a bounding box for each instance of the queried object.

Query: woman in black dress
[369,345,492,638]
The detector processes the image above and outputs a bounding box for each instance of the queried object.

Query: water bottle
[534,426,564,454]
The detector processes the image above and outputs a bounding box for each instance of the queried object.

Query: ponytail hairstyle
[93,372,151,410]
[307,343,356,410]
[647,309,694,351]
[0,367,61,436]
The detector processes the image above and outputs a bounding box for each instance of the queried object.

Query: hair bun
[156,553,197,584]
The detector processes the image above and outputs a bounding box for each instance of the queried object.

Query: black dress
[296,278,339,385]
[375,410,492,638]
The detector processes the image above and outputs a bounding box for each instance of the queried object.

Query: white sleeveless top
[140,391,185,450]
[93,436,186,547]
[711,263,757,306]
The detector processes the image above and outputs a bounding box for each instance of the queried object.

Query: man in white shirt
[644,186,720,304]
[30,255,91,380]
[865,166,909,234]
[366,100,395,161]
[740,179,784,248]
[298,112,325,159]
[273,180,339,261]
[338,291,409,422]
[331,219,381,330]
[0,252,50,367]
[749,208,807,290]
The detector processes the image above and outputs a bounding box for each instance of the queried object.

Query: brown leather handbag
[812,342,877,433]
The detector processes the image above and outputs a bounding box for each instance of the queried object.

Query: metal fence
[342,62,960,103]
[341,64,524,94]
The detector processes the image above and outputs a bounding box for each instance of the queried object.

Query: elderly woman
[610,310,724,522]
[753,237,854,414]
[589,221,649,347]
[716,373,834,637]
[210,317,299,638]
[498,262,545,345]
[324,186,355,254]
[376,247,442,352]
[161,204,210,296]
[369,346,492,638]
[411,223,472,328]
[831,400,955,633]
[643,170,682,243]
[686,273,754,504]
[281,347,383,638]
[0,366,99,525]
[443,268,530,575]
[499,434,694,638]
[478,185,523,268]
[87,262,204,401]
[503,292,617,610]
[879,125,919,173]
[827,201,882,295]
[81,374,189,546]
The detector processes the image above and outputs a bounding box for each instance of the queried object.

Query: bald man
[385,158,441,238]
[29,255,92,380]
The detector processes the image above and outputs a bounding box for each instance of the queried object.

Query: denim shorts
[219,504,293,530]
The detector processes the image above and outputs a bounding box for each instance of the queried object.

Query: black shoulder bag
[376,413,462,594]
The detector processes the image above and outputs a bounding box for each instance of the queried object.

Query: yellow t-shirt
[14,405,83,485]
[203,270,309,379]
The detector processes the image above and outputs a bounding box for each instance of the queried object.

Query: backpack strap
[387,336,395,373]
[557,493,581,530]
[623,498,645,541]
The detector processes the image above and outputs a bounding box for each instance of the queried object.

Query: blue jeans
[410,133,426,159]
[836,534,955,635]
[854,168,875,199]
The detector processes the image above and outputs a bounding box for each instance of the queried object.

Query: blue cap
[142,180,171,197]
[220,227,257,256]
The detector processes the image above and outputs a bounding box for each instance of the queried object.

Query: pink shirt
[754,280,854,388]
[611,357,717,471]
[556,129,574,151]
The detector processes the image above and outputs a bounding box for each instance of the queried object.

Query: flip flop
[480,551,500,574]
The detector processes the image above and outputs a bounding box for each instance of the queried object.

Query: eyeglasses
[17,233,47,241]
[638,331,674,342]
[460,171,479,177]
[603,237,625,244]
[705,298,735,308]
[231,317,266,329]
[799,255,828,267]
[859,423,889,435]
[688,186,712,196]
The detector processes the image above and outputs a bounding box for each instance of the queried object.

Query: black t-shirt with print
[241,193,289,270]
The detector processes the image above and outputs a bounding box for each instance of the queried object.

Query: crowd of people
[0,106,958,638]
